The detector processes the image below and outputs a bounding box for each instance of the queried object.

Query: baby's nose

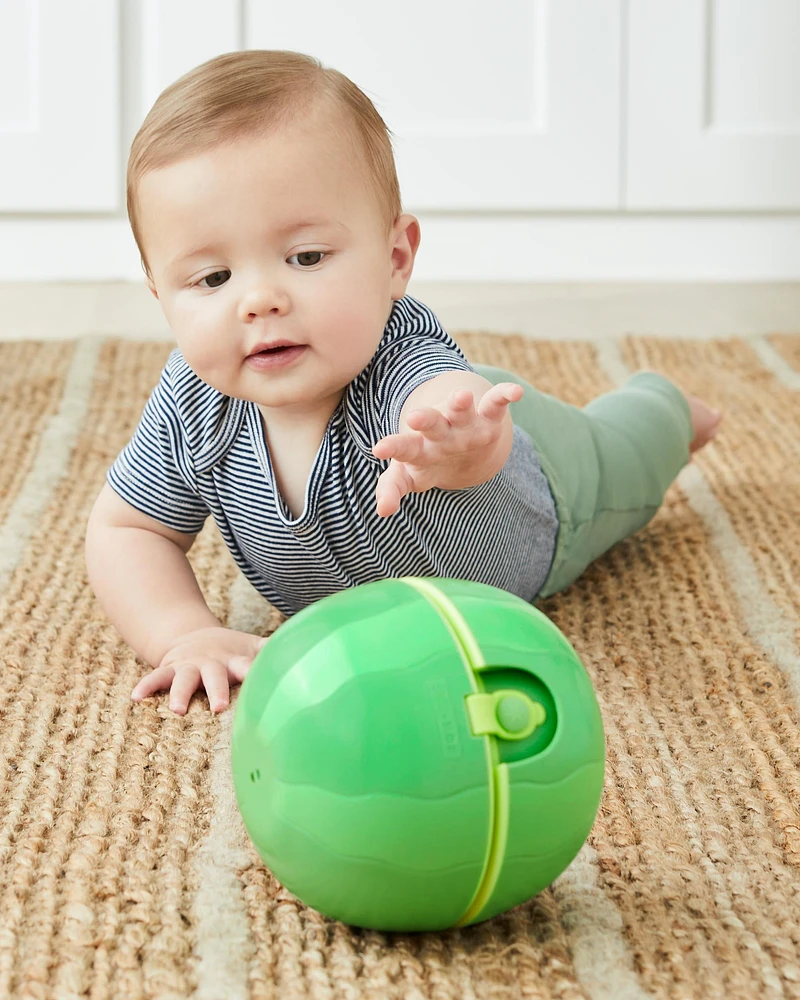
[238,284,290,321]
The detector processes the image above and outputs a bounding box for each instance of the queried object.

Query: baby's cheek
[323,316,384,379]
[179,338,235,394]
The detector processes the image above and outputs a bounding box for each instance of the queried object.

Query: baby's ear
[145,276,159,300]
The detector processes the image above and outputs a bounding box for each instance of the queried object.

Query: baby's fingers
[375,462,413,518]
[131,664,176,703]
[442,388,475,427]
[170,661,230,715]
[168,664,203,716]
[373,431,425,464]
[406,407,450,441]
[477,383,524,422]
[200,663,232,714]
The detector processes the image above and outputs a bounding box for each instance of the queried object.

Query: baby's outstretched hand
[131,626,268,715]
[371,382,523,517]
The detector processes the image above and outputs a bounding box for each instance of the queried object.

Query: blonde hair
[127,50,403,275]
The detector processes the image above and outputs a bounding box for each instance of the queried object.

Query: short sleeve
[107,360,210,534]
[369,335,475,439]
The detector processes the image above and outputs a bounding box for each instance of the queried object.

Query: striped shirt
[108,294,559,616]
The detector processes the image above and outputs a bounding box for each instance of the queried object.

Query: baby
[85,50,722,716]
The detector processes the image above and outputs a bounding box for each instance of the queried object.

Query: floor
[0,281,798,341]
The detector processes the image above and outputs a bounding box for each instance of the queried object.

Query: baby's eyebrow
[167,244,221,274]
[278,218,350,235]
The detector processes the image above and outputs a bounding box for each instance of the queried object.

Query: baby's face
[137,115,418,422]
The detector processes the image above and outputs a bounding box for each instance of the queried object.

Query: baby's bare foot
[685,393,722,454]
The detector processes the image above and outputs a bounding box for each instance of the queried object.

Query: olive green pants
[473,364,693,599]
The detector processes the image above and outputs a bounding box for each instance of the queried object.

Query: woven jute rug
[1,330,799,1000]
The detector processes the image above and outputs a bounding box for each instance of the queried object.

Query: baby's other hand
[131,626,268,715]
[372,382,523,517]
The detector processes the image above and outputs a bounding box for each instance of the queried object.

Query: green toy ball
[231,577,605,932]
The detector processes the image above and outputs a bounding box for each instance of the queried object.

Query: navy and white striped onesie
[108,294,559,616]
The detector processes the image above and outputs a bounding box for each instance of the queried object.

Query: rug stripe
[552,843,653,1000]
[749,335,800,390]
[189,572,273,999]
[0,337,101,597]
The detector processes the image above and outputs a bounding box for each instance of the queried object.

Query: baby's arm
[372,371,523,517]
[85,484,263,713]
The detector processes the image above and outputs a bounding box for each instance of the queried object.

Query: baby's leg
[473,364,717,599]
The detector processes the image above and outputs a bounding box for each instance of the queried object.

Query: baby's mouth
[247,340,305,357]
[245,344,307,368]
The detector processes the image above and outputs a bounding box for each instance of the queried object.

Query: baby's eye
[288,251,325,268]
[197,270,230,289]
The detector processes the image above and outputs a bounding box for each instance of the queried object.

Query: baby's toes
[686,394,722,453]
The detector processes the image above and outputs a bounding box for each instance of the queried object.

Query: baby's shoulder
[365,295,468,374]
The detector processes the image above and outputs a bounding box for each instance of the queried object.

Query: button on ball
[496,692,533,734]
[231,577,605,932]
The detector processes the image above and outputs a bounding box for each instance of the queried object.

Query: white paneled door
[627,0,800,209]
[0,0,119,211]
